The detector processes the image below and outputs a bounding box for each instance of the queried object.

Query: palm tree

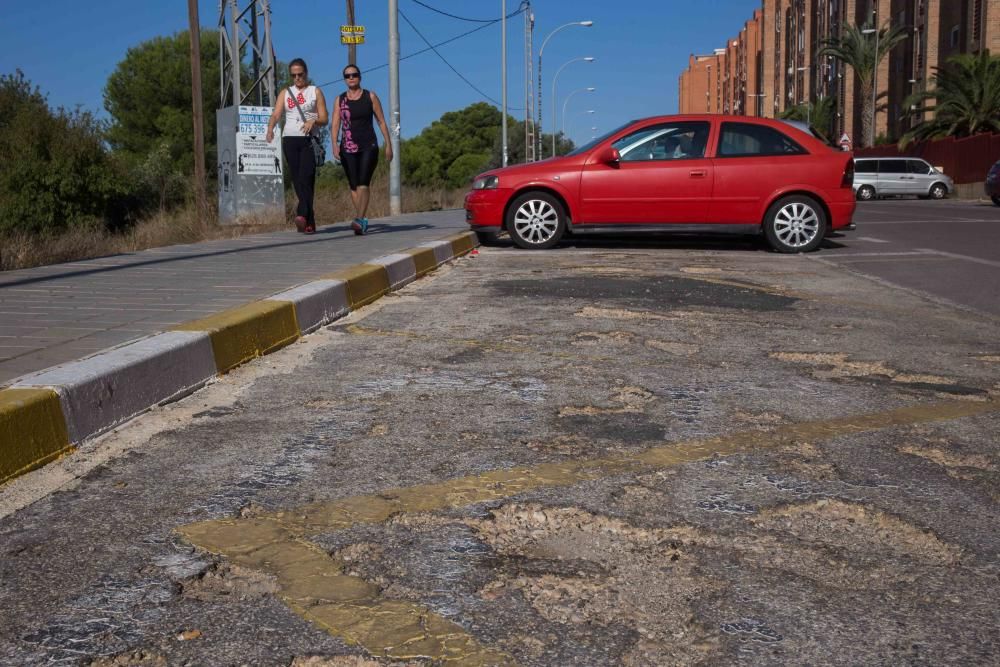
[778,96,837,140]
[901,50,1000,148]
[819,23,908,148]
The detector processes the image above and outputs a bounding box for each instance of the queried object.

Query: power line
[409,0,526,24]
[317,10,521,88]
[399,8,523,110]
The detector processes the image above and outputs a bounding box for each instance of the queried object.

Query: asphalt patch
[558,412,666,444]
[492,275,797,311]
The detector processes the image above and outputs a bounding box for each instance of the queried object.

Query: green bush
[0,71,133,235]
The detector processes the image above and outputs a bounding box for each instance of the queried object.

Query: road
[0,200,999,665]
[821,199,1000,317]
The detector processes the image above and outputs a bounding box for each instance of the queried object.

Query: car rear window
[717,122,806,157]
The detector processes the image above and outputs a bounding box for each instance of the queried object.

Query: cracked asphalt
[1,238,999,666]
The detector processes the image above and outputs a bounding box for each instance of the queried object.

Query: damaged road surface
[2,242,999,666]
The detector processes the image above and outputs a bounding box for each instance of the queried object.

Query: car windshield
[565,121,635,157]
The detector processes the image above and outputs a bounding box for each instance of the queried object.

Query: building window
[950,25,959,48]
[972,0,983,44]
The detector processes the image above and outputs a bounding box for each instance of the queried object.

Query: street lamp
[591,126,598,139]
[862,26,880,147]
[561,87,595,136]
[537,20,594,159]
[552,57,595,157]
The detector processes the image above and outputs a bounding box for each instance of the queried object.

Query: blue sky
[1,0,759,144]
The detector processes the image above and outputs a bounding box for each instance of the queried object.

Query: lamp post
[551,57,594,157]
[561,87,595,136]
[590,126,598,139]
[537,20,593,159]
[862,26,880,147]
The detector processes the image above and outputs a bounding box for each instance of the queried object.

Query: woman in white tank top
[266,58,328,233]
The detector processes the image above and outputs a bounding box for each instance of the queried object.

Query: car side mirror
[598,146,620,165]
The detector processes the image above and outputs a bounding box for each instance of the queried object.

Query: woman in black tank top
[331,64,393,236]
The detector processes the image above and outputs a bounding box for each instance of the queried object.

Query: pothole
[558,386,655,417]
[750,499,961,565]
[181,563,279,602]
[644,339,699,356]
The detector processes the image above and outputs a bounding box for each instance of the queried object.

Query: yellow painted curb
[173,301,300,373]
[403,247,438,277]
[0,388,73,484]
[323,264,390,309]
[446,232,477,257]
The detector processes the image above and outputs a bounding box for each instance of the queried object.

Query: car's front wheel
[856,185,876,201]
[763,195,827,253]
[929,183,948,199]
[506,192,566,250]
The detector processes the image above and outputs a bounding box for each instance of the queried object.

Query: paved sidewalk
[0,210,466,385]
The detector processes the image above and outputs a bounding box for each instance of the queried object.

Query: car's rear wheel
[856,185,876,201]
[763,195,827,253]
[506,192,566,250]
[929,183,948,199]
[992,196,1000,207]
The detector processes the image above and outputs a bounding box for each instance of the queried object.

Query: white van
[853,158,954,201]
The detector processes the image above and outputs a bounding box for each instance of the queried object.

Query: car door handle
[689,170,707,178]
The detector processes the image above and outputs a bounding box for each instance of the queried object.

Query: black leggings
[340,146,379,190]
[282,137,316,223]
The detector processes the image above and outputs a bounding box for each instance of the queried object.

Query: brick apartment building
[678,0,1000,147]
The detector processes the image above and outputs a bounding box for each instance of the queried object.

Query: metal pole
[501,0,508,167]
[188,0,207,217]
[346,0,356,65]
[388,0,401,215]
[537,50,543,160]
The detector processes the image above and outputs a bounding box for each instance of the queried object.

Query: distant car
[986,159,1000,206]
[853,157,954,201]
[464,114,857,253]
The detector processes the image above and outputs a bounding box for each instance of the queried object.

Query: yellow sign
[340,24,365,44]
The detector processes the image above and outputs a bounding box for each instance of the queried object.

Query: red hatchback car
[465,115,856,253]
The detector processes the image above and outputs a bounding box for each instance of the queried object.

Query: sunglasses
[344,72,360,79]
[290,72,306,79]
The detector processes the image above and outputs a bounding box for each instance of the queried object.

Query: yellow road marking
[178,398,998,663]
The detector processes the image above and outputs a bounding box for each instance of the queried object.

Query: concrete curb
[0,231,478,485]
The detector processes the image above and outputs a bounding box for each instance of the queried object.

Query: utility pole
[346,0,356,65]
[501,0,508,167]
[524,6,534,162]
[388,0,401,215]
[187,0,206,216]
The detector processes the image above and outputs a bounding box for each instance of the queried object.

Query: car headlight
[471,175,499,190]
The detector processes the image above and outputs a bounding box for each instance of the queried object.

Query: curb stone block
[12,332,216,444]
[446,232,477,257]
[267,280,350,334]
[323,264,390,309]
[415,240,455,266]
[0,388,72,484]
[403,247,439,277]
[369,253,418,290]
[173,301,300,373]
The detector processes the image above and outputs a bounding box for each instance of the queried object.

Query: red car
[465,115,856,253]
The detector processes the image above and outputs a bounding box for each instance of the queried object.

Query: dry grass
[0,184,465,272]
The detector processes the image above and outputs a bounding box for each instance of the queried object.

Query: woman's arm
[301,88,328,136]
[370,91,393,161]
[265,91,285,143]
[330,94,342,161]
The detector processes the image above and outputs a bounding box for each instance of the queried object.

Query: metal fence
[854,133,1000,184]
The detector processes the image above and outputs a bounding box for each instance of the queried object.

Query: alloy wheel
[512,199,560,246]
[773,201,821,249]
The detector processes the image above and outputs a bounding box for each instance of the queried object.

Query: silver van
[853,157,954,201]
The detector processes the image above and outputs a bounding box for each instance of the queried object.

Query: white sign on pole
[236,105,282,176]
